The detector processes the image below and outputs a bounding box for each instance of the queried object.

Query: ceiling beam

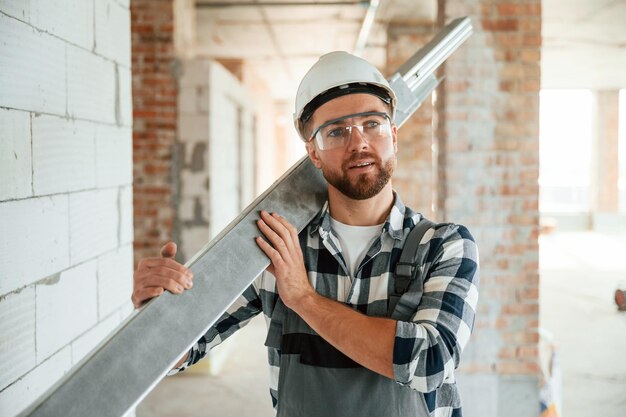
[354,0,379,55]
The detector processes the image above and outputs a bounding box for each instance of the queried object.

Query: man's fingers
[272,213,302,254]
[260,211,295,249]
[132,287,164,308]
[273,212,298,235]
[139,257,192,275]
[256,236,283,265]
[136,269,193,290]
[268,212,304,260]
[160,241,177,258]
[257,218,287,251]
[132,243,192,309]
[132,273,192,309]
[137,264,192,283]
[150,275,188,293]
[260,210,285,231]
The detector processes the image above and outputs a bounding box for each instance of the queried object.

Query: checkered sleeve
[392,224,479,392]
[167,278,263,375]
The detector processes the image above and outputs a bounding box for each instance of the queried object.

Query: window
[539,90,593,213]
[617,90,626,213]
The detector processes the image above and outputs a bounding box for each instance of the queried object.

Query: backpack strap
[387,218,436,318]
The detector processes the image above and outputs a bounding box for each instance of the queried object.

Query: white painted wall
[0,1,133,415]
[208,62,256,235]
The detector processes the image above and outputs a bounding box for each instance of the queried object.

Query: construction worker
[132,51,480,417]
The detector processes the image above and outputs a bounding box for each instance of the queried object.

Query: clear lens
[311,111,391,150]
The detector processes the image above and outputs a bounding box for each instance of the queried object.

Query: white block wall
[0,2,133,415]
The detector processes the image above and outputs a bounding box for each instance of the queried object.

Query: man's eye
[327,128,345,138]
[364,120,381,128]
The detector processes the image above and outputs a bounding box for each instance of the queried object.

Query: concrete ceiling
[192,0,435,99]
[542,0,626,90]
[189,0,626,99]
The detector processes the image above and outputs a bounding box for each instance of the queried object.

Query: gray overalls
[264,299,431,417]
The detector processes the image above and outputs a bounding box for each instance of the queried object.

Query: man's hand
[131,241,194,308]
[256,211,396,379]
[255,211,314,309]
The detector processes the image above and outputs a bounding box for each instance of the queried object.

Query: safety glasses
[308,111,392,150]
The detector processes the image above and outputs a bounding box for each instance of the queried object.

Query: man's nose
[346,126,368,151]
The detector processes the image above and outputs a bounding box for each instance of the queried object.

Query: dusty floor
[136,313,274,417]
[538,231,626,417]
[136,231,626,417]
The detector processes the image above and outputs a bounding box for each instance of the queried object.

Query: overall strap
[388,218,436,318]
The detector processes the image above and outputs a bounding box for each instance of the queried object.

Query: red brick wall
[439,0,542,382]
[386,23,437,219]
[131,0,178,264]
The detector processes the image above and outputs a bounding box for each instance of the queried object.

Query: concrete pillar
[591,90,620,215]
[438,1,542,416]
[386,23,437,218]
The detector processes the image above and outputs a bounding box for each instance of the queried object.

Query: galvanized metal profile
[20,157,328,417]
[390,17,472,127]
[20,17,472,417]
[396,17,473,90]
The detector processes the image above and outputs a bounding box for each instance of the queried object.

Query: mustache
[342,152,381,170]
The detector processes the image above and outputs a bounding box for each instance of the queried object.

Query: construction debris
[615,289,626,311]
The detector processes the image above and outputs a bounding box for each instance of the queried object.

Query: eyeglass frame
[307,111,393,150]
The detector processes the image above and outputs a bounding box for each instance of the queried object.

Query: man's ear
[306,142,322,169]
[391,124,398,153]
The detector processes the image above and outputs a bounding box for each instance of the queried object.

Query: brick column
[386,23,437,218]
[591,90,620,213]
[131,0,178,264]
[438,1,542,416]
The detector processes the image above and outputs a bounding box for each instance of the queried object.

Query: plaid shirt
[170,193,480,416]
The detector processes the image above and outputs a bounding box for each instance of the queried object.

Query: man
[132,51,479,417]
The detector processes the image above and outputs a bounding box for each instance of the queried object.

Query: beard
[321,151,396,200]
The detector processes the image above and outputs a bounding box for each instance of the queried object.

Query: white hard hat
[293,51,396,141]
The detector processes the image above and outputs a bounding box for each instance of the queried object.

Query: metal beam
[19,16,472,417]
[389,17,473,130]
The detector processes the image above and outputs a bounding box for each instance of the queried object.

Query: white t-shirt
[329,216,384,278]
